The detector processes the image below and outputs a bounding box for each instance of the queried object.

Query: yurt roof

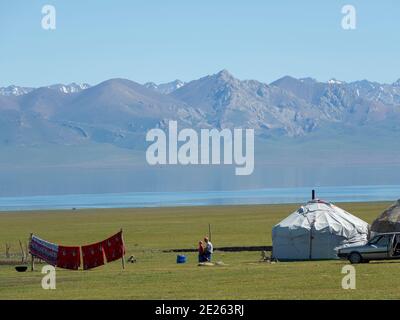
[274,199,370,237]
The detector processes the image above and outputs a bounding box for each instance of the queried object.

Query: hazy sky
[1,0,399,87]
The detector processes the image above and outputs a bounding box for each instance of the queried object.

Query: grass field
[0,202,399,300]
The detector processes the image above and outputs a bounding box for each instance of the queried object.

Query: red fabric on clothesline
[81,242,104,270]
[57,246,81,270]
[101,231,125,263]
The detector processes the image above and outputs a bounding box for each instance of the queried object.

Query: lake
[0,185,399,211]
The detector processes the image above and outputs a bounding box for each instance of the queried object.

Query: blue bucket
[176,255,187,264]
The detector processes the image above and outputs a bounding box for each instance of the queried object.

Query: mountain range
[1,70,400,149]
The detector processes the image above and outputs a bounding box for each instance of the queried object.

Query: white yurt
[272,197,370,260]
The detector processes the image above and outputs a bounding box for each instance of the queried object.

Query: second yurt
[371,199,400,235]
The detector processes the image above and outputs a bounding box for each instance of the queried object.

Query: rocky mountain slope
[1,70,399,148]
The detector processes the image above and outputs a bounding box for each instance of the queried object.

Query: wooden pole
[5,243,10,258]
[19,240,25,263]
[120,228,125,270]
[29,233,34,271]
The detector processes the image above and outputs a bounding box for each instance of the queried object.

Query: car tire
[348,252,362,264]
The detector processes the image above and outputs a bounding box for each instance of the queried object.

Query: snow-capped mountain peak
[0,85,34,96]
[46,83,91,94]
[144,80,186,94]
[0,83,91,96]
[328,78,344,85]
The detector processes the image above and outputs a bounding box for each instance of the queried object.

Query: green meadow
[1,202,399,300]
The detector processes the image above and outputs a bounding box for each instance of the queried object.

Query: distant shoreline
[0,184,398,213]
[0,201,394,217]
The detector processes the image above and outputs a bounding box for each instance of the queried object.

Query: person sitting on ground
[198,241,206,262]
[204,237,213,262]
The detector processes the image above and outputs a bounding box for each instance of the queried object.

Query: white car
[337,232,400,264]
